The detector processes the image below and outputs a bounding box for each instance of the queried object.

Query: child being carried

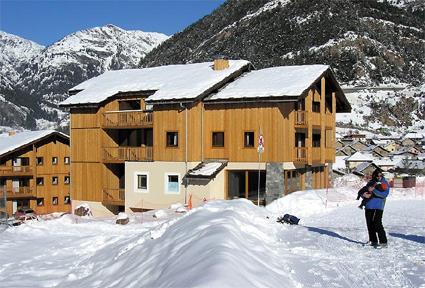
[356,179,385,209]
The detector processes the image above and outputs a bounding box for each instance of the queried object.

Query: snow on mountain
[0,31,44,90]
[0,179,424,287]
[0,25,168,131]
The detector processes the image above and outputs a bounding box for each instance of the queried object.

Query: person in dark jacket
[362,168,390,247]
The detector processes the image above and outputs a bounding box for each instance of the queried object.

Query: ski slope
[0,181,424,287]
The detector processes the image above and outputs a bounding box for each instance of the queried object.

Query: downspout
[180,102,188,204]
[201,102,204,161]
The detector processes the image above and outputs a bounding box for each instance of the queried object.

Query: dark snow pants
[365,209,387,244]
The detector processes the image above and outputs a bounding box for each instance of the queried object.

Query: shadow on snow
[389,232,425,244]
[305,226,365,244]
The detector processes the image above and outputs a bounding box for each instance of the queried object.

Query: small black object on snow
[277,214,300,225]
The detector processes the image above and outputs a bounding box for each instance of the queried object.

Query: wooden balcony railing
[5,187,35,199]
[102,188,125,206]
[295,111,307,126]
[103,146,153,162]
[0,166,33,176]
[102,110,153,128]
[294,147,307,162]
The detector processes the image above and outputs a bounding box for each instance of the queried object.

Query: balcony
[0,166,33,177]
[102,110,153,129]
[294,147,307,162]
[102,188,125,206]
[103,146,153,163]
[5,187,36,199]
[294,111,307,127]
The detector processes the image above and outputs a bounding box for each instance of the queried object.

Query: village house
[60,59,351,215]
[0,130,71,216]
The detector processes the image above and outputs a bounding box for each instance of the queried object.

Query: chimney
[213,55,229,71]
[8,131,16,136]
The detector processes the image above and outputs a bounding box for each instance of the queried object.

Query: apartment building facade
[61,59,351,215]
[0,130,71,216]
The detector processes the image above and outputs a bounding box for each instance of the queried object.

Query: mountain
[0,25,168,131]
[139,0,425,133]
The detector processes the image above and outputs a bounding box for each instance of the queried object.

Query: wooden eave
[61,90,156,109]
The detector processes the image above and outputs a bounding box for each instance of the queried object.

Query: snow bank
[1,189,424,287]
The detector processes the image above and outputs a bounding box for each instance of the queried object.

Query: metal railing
[102,110,153,128]
[103,146,153,162]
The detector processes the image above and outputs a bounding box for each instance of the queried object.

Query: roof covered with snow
[346,151,374,162]
[185,161,227,179]
[61,60,251,106]
[0,130,68,157]
[207,65,329,100]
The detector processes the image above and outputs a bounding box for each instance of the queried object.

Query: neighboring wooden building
[0,131,71,216]
[60,59,351,215]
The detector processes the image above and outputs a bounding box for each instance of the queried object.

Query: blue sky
[0,0,225,46]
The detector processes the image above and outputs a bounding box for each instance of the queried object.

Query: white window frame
[164,173,180,195]
[134,172,149,193]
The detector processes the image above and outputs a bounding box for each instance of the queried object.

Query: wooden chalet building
[0,130,71,216]
[60,59,351,215]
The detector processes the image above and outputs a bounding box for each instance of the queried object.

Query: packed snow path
[0,192,424,287]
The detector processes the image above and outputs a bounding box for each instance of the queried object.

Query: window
[64,157,70,165]
[52,157,58,165]
[165,173,180,194]
[37,198,44,206]
[134,172,148,193]
[313,133,321,147]
[244,132,254,148]
[64,196,71,205]
[166,132,178,147]
[212,132,224,147]
[52,197,58,205]
[312,101,321,112]
[52,176,58,185]
[64,176,70,185]
[36,177,44,186]
[36,157,44,166]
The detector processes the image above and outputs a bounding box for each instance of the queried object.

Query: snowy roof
[352,162,378,174]
[333,156,348,171]
[404,132,424,140]
[207,65,329,101]
[185,161,227,179]
[373,158,396,167]
[0,130,69,157]
[346,151,374,162]
[61,60,251,106]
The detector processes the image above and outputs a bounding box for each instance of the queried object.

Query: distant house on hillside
[352,162,379,177]
[346,151,374,170]
[0,130,71,216]
[60,58,351,216]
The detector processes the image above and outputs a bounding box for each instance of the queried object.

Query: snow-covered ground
[0,177,424,288]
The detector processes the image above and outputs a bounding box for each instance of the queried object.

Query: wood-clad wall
[1,135,70,215]
[70,96,148,203]
[203,103,293,162]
